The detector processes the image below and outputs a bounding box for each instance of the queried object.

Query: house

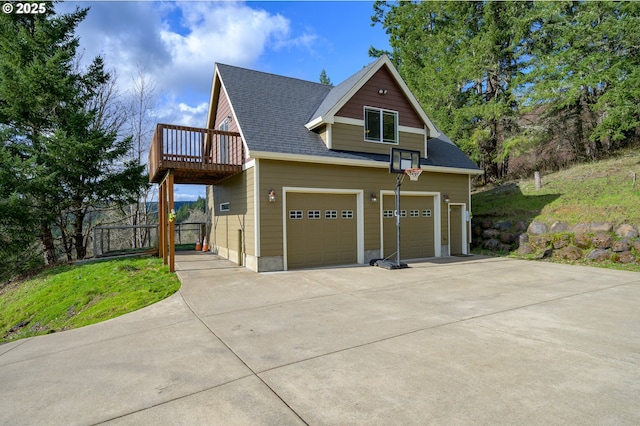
[150,55,482,272]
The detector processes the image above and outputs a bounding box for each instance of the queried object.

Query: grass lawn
[0,257,180,343]
[472,150,640,226]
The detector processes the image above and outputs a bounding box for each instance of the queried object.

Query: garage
[285,192,358,269]
[382,194,436,260]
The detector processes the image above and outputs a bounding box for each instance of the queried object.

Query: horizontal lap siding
[210,168,255,256]
[332,123,424,156]
[258,160,469,257]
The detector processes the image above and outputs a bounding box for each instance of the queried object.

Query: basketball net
[405,168,422,181]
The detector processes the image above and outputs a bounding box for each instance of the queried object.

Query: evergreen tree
[371,1,533,181]
[319,68,333,86]
[0,4,146,267]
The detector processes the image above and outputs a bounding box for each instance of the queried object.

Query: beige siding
[258,160,469,257]
[331,122,424,156]
[210,167,255,258]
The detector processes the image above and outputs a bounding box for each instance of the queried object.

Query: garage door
[286,193,357,269]
[382,194,435,260]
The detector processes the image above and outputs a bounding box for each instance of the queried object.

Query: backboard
[389,147,420,174]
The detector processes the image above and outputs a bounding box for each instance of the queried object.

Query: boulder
[518,244,533,256]
[632,239,640,253]
[612,238,631,253]
[498,243,512,253]
[615,224,638,238]
[480,219,493,229]
[555,246,583,262]
[530,235,552,250]
[533,249,553,259]
[573,234,592,249]
[613,251,636,264]
[587,249,611,262]
[590,222,613,233]
[482,229,500,239]
[514,220,528,233]
[494,221,512,231]
[528,221,548,235]
[591,233,614,250]
[552,234,571,249]
[571,223,591,234]
[519,233,529,245]
[500,232,515,244]
[550,222,570,233]
[484,238,500,251]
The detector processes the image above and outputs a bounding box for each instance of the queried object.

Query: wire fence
[91,222,206,257]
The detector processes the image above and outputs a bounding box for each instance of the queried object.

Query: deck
[148,123,244,184]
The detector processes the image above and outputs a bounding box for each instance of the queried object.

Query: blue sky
[58,1,392,200]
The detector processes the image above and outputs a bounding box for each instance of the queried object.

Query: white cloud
[59,1,314,127]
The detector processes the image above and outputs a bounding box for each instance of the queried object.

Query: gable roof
[208,59,481,175]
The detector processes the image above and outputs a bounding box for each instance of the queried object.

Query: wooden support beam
[159,180,166,264]
[168,169,175,272]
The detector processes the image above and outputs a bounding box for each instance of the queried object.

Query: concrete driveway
[1,253,639,425]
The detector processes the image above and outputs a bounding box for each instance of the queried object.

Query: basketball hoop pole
[395,173,403,268]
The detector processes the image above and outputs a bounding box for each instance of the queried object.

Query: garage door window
[289,210,303,219]
[423,210,432,217]
[325,210,338,219]
[308,210,321,219]
[383,210,394,218]
[342,210,354,219]
[410,210,420,217]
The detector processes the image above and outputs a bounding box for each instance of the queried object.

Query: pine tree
[0,5,146,267]
[319,68,333,86]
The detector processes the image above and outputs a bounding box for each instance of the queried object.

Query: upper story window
[364,107,398,144]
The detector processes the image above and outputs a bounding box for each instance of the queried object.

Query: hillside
[472,150,640,226]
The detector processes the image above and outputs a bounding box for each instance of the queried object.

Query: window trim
[364,106,398,145]
[219,202,230,212]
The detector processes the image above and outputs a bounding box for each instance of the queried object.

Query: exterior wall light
[370,193,378,203]
[268,189,276,203]
[442,194,450,203]
[378,88,388,95]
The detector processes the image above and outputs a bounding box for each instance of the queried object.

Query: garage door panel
[383,194,435,260]
[286,193,357,269]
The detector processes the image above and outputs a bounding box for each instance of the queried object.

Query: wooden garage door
[286,193,357,269]
[382,195,435,260]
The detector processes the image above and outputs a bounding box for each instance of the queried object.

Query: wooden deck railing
[149,123,244,184]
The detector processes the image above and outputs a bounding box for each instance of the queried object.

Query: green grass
[0,257,181,343]
[472,150,640,226]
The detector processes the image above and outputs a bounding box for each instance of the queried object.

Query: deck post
[167,169,175,272]
[159,178,167,264]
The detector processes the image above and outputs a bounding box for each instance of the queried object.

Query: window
[325,210,338,219]
[308,210,321,219]
[219,202,230,212]
[342,210,354,219]
[219,120,229,163]
[410,210,420,217]
[364,107,398,144]
[423,210,432,217]
[383,210,394,218]
[400,210,407,217]
[289,210,303,219]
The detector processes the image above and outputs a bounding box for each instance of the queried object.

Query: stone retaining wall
[471,219,640,264]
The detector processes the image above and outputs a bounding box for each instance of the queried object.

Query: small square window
[219,202,230,212]
[410,210,420,217]
[423,210,432,217]
[342,210,354,219]
[308,210,321,219]
[325,210,338,219]
[383,210,394,218]
[289,210,303,219]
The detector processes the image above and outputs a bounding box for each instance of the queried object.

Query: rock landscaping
[471,219,639,264]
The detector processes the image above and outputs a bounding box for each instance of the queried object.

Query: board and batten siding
[336,66,424,129]
[209,167,255,260]
[258,160,469,258]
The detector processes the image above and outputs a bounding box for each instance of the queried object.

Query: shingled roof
[214,60,481,173]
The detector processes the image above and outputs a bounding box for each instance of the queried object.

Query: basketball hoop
[405,168,422,181]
